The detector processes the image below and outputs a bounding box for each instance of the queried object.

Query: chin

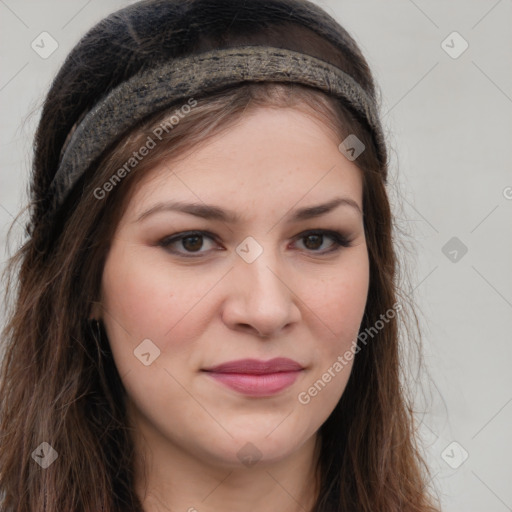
[193,429,305,470]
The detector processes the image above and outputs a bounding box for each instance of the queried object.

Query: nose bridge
[227,233,299,336]
[237,234,287,301]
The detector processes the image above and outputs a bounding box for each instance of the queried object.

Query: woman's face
[98,105,369,469]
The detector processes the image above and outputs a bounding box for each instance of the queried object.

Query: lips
[203,357,303,374]
[202,358,304,396]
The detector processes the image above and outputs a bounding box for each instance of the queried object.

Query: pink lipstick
[202,357,303,397]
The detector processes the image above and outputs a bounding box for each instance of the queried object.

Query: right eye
[158,230,221,257]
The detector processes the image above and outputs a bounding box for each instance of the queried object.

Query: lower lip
[205,371,302,396]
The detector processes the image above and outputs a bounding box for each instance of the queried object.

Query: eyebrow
[134,196,362,224]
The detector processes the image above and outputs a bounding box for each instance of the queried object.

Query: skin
[93,105,369,512]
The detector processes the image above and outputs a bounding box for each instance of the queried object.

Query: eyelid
[158,229,353,258]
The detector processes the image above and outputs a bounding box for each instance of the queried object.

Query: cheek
[100,244,214,354]
[306,252,369,351]
[294,257,368,425]
[296,250,368,412]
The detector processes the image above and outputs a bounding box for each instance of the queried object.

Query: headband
[47,45,387,215]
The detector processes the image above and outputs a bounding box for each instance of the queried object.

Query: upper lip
[202,357,304,374]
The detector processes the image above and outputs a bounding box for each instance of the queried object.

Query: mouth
[201,357,304,397]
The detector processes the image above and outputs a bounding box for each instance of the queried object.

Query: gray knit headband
[48,45,386,214]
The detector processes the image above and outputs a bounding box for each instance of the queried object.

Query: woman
[0,0,440,510]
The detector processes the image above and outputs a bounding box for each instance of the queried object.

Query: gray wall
[1,1,511,510]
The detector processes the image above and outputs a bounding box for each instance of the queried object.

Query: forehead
[123,106,363,221]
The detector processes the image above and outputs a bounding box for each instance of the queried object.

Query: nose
[221,246,301,338]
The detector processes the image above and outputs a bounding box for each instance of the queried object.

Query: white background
[1,1,511,511]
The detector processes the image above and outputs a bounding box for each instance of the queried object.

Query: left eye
[158,229,351,257]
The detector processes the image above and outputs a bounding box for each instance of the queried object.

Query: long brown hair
[0,1,440,510]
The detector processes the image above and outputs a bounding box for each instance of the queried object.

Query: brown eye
[159,229,351,259]
[181,235,204,252]
[159,231,218,257]
[294,230,352,253]
[303,233,323,250]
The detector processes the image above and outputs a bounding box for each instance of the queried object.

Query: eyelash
[158,229,353,258]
